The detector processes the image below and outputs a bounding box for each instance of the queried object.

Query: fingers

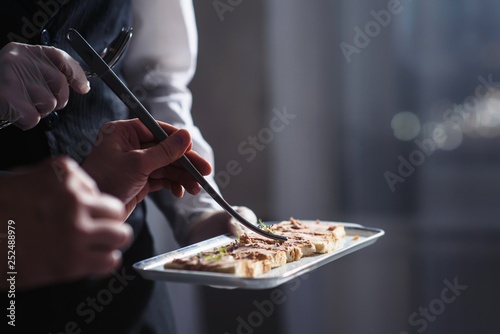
[118,118,180,144]
[2,99,40,130]
[5,50,59,121]
[87,193,126,220]
[140,129,192,174]
[149,166,202,195]
[0,43,89,129]
[85,119,212,204]
[80,249,123,277]
[147,177,194,198]
[33,45,87,111]
[19,44,89,117]
[62,156,101,195]
[41,45,90,94]
[67,158,127,224]
[70,213,131,279]
[185,150,213,176]
[141,128,212,177]
[21,74,58,114]
[78,221,132,277]
[44,72,69,110]
[86,222,133,251]
[171,182,185,198]
[56,156,130,250]
[157,120,183,136]
[146,148,212,197]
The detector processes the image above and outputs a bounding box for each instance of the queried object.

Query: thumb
[141,129,192,173]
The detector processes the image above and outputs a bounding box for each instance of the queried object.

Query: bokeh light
[391,111,421,141]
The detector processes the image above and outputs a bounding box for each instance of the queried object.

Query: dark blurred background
[147,0,500,333]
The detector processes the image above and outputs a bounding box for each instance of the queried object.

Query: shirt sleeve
[124,0,220,245]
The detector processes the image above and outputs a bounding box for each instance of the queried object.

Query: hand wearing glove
[82,119,212,218]
[186,206,258,244]
[0,157,132,290]
[0,42,90,130]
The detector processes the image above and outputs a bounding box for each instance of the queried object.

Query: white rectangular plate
[133,221,384,290]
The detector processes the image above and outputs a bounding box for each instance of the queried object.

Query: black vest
[0,2,175,333]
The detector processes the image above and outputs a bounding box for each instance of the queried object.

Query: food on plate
[165,250,271,277]
[164,218,346,277]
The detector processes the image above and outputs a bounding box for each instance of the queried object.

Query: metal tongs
[65,28,287,242]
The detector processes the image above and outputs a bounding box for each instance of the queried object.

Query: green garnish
[202,246,228,261]
[236,232,245,244]
[258,219,275,234]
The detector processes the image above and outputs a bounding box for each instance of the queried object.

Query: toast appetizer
[164,248,272,277]
[164,218,346,277]
[273,218,346,254]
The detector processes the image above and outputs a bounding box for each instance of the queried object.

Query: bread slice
[227,242,288,268]
[239,232,315,261]
[164,251,271,278]
[273,218,346,253]
[274,218,346,239]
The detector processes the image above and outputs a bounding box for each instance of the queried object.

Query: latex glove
[0,42,90,130]
[187,206,257,244]
[0,157,132,290]
[82,119,212,218]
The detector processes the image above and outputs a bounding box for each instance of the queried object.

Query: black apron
[0,1,176,333]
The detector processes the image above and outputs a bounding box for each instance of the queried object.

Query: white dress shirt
[124,0,220,244]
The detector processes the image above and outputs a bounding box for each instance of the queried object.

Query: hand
[0,157,132,290]
[187,206,257,244]
[0,42,90,130]
[82,119,212,217]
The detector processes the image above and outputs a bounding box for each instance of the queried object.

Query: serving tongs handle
[65,28,287,242]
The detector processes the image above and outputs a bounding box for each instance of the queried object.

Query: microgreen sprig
[202,246,228,261]
[258,219,275,234]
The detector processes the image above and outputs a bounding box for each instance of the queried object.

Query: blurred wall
[190,0,272,217]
